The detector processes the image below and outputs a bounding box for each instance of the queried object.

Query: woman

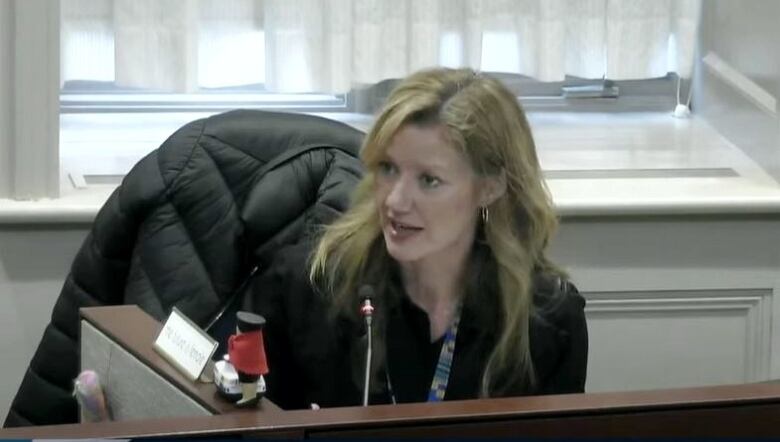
[251,67,587,409]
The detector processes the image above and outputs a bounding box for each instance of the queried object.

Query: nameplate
[153,307,218,382]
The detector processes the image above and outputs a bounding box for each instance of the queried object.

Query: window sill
[0,185,115,225]
[4,111,780,225]
[5,176,780,226]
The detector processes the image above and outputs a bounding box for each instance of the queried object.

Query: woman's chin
[384,241,419,263]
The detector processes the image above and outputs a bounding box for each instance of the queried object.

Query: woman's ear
[479,170,507,206]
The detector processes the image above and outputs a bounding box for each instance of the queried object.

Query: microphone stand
[362,309,372,407]
[359,285,375,407]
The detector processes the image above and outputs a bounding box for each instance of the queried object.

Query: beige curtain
[263,0,701,92]
[61,0,701,94]
[62,0,264,93]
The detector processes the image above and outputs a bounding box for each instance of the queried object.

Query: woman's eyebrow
[420,157,456,174]
[381,150,453,173]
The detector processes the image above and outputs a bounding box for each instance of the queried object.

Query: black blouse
[246,241,589,409]
[385,293,492,403]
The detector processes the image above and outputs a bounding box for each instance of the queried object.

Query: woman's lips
[388,220,423,241]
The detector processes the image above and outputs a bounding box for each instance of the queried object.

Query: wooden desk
[2,383,779,438]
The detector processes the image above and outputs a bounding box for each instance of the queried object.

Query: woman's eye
[377,161,396,176]
[420,174,441,188]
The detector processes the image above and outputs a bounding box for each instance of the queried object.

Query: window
[59,0,698,187]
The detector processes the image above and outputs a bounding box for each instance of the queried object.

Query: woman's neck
[400,252,470,341]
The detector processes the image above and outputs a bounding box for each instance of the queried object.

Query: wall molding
[584,288,773,383]
[702,51,777,116]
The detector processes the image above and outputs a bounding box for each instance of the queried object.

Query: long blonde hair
[310,67,561,395]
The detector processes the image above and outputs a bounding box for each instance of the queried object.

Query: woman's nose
[385,178,413,212]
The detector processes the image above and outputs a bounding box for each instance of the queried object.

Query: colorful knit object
[73,370,110,422]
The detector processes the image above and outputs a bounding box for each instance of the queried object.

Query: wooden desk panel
[2,383,780,438]
[313,403,780,438]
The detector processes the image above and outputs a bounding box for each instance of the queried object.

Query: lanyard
[426,306,462,402]
[385,305,463,404]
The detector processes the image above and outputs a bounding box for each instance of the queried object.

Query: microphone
[358,285,375,406]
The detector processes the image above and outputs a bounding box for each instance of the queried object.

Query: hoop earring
[480,206,489,225]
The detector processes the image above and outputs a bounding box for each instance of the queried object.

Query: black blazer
[246,241,588,409]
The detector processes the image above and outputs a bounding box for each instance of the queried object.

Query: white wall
[554,216,780,392]
[693,0,780,182]
[0,225,88,422]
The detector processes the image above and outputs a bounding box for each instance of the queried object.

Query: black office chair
[4,110,364,427]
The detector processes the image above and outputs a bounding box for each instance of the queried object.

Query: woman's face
[374,123,487,265]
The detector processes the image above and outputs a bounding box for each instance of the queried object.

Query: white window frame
[60,89,350,114]
[0,0,60,200]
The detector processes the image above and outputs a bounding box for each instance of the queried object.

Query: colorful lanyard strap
[426,305,462,402]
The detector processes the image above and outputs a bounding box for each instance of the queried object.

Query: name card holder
[153,307,218,382]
